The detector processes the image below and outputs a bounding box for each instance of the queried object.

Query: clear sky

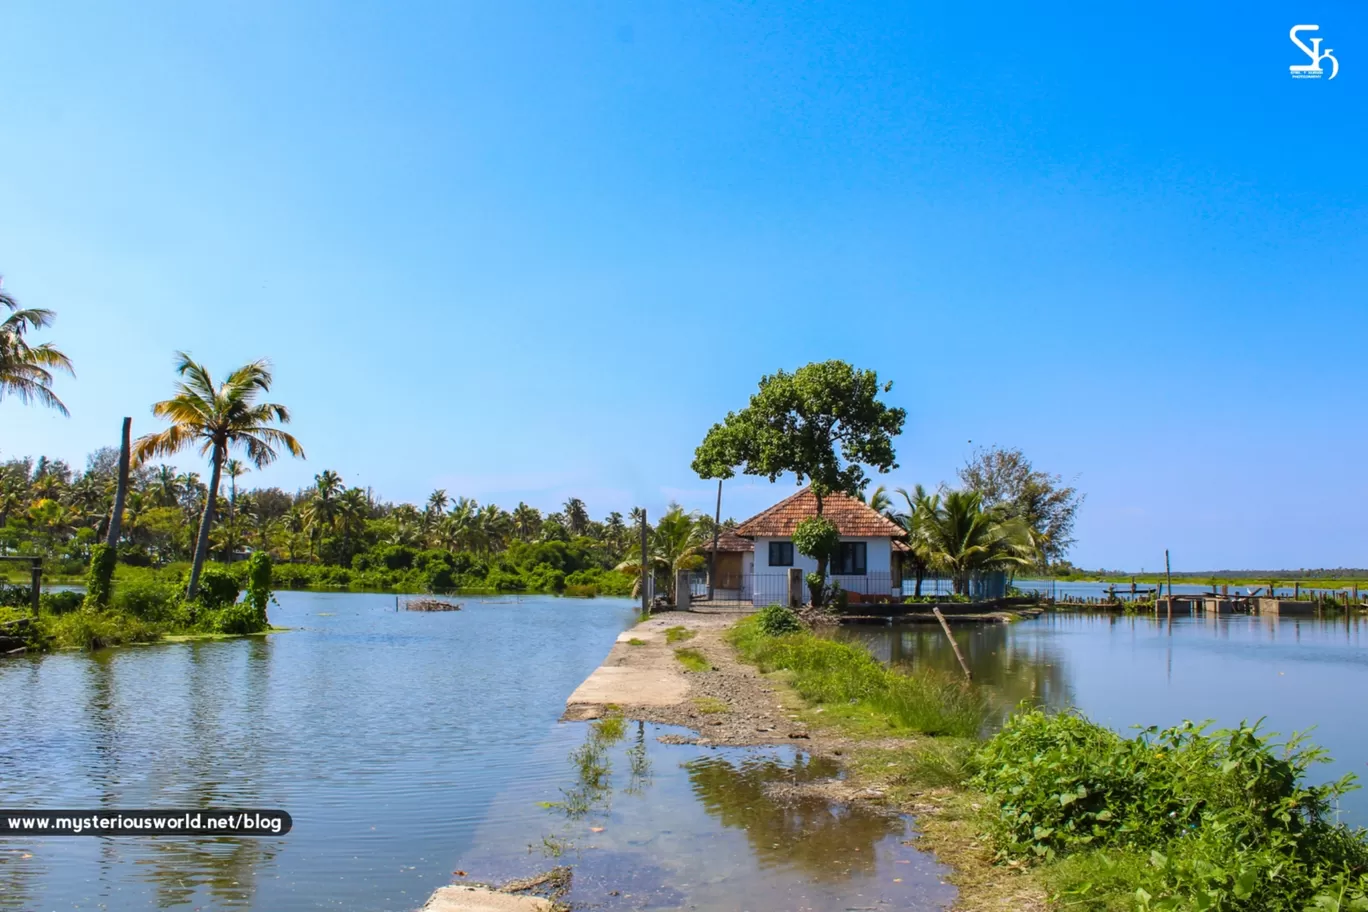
[0,2,1363,571]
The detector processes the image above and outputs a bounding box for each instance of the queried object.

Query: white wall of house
[752,536,892,579]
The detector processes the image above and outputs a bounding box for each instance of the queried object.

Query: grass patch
[664,625,695,644]
[673,647,711,672]
[693,696,727,715]
[727,615,988,738]
[627,638,646,646]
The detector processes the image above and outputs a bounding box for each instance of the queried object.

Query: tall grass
[728,615,988,738]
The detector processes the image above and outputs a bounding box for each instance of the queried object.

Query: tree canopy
[692,360,906,510]
[958,446,1083,566]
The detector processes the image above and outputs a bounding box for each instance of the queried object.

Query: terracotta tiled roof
[891,539,912,553]
[698,529,754,552]
[734,487,904,538]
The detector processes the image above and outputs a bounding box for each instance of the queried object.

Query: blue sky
[1,2,1363,571]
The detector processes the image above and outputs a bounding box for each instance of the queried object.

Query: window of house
[768,541,794,567]
[831,541,867,575]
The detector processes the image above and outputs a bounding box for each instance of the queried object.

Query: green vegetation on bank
[728,612,987,737]
[729,610,1368,912]
[0,552,278,651]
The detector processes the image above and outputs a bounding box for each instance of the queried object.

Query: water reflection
[686,753,904,880]
[838,622,1071,721]
[834,612,1368,822]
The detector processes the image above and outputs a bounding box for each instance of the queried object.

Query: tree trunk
[914,564,924,598]
[187,445,224,598]
[105,418,133,549]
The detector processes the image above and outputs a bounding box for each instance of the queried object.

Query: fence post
[787,568,803,609]
[30,558,41,618]
[676,570,691,612]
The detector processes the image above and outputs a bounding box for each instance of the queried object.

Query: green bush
[756,603,801,636]
[41,590,85,615]
[564,583,598,597]
[86,544,117,608]
[244,552,273,626]
[196,568,241,610]
[212,600,266,635]
[43,609,158,651]
[112,579,182,622]
[973,709,1368,911]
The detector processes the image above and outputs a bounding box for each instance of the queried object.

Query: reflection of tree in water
[685,753,903,881]
[136,836,279,909]
[841,624,1072,723]
[0,850,41,911]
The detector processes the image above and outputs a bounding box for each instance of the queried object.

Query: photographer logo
[1290,25,1338,79]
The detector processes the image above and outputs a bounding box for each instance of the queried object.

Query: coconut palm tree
[302,470,343,557]
[223,458,250,560]
[0,280,74,416]
[336,487,370,560]
[919,489,1035,595]
[563,497,590,536]
[615,504,705,601]
[511,502,541,542]
[864,484,894,516]
[895,485,937,597]
[152,465,183,508]
[132,353,304,597]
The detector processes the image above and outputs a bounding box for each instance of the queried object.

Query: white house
[704,487,906,605]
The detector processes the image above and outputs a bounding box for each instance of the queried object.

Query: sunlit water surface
[836,611,1368,821]
[0,592,952,910]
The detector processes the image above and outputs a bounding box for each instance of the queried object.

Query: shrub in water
[112,579,182,622]
[756,603,801,636]
[196,568,241,610]
[245,552,273,628]
[85,544,117,608]
[40,590,84,615]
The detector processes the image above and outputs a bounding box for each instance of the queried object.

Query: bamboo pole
[1165,550,1173,619]
[932,607,972,682]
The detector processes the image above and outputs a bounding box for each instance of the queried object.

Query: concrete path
[421,885,555,912]
[563,614,731,718]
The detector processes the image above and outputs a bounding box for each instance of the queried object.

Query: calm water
[837,612,1368,821]
[0,591,951,911]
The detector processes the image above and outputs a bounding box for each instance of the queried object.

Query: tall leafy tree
[133,353,304,597]
[615,504,705,600]
[0,279,74,416]
[958,446,1083,567]
[693,360,905,593]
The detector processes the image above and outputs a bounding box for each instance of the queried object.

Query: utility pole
[640,509,649,616]
[708,479,722,600]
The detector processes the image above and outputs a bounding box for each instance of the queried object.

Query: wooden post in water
[932,607,973,682]
[708,479,722,601]
[640,509,650,616]
[1165,550,1173,619]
